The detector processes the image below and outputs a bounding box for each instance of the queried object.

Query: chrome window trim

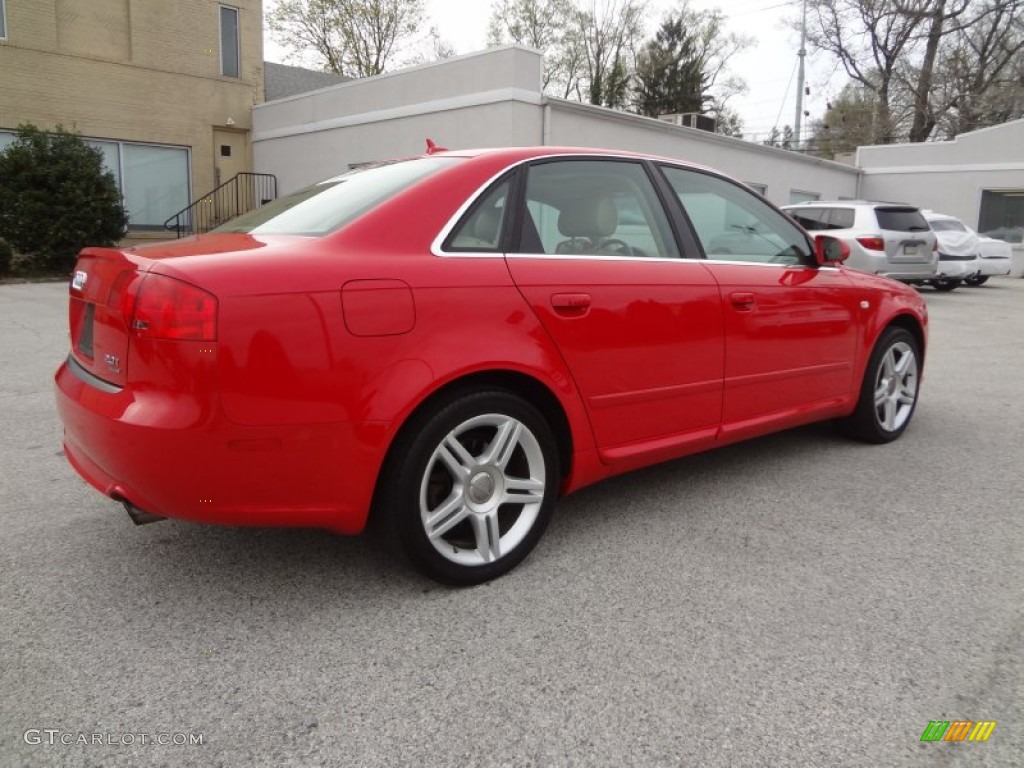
[431,153,684,260]
[430,153,825,269]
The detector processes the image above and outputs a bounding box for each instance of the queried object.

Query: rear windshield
[875,207,929,232]
[929,219,968,233]
[214,157,460,236]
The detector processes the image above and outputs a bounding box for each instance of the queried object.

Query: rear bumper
[872,255,938,282]
[978,257,1012,277]
[55,357,384,534]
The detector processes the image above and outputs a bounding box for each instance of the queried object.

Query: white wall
[253,45,860,203]
[858,120,1024,276]
[859,120,1024,226]
[254,47,545,193]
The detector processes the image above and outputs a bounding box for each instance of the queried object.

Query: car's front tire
[379,390,559,586]
[964,275,988,286]
[931,278,961,292]
[837,327,921,444]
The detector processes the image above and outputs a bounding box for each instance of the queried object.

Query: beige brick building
[0,0,264,236]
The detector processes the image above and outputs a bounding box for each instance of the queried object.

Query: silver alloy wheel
[419,413,546,567]
[873,341,918,432]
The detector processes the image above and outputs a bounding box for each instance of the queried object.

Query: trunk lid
[68,247,148,388]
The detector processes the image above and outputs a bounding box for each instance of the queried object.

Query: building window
[122,144,191,229]
[745,182,767,196]
[0,0,7,40]
[979,190,1024,243]
[219,5,240,78]
[789,189,820,204]
[0,130,189,230]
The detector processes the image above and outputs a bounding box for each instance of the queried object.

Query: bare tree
[488,0,588,98]
[807,83,881,157]
[805,0,932,143]
[929,0,1024,137]
[577,0,647,108]
[807,0,1024,143]
[268,0,425,77]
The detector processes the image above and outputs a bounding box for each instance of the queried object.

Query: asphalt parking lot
[1,278,1021,767]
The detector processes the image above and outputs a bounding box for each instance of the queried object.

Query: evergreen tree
[0,125,127,272]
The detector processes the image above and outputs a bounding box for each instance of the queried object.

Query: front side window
[215,157,459,236]
[219,5,240,77]
[514,160,679,258]
[662,166,813,265]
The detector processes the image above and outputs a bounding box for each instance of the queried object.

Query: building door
[212,129,248,223]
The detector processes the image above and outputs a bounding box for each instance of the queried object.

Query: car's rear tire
[378,390,559,586]
[836,327,921,444]
[932,278,960,292]
[964,275,988,286]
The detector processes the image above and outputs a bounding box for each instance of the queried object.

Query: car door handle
[551,293,591,314]
[730,292,756,310]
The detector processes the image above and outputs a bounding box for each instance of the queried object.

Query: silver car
[782,201,938,283]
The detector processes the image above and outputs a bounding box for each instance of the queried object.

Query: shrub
[0,124,128,273]
[0,238,12,275]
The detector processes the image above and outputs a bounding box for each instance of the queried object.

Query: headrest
[473,208,502,244]
[558,195,618,238]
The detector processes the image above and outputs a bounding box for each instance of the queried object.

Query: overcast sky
[263,0,842,143]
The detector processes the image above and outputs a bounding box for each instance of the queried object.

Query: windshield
[214,157,460,236]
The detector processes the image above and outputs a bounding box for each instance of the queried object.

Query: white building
[253,45,1023,273]
[253,46,860,205]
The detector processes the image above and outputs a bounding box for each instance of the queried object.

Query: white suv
[783,201,938,284]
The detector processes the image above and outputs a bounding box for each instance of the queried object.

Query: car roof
[783,200,915,208]
[424,145,723,175]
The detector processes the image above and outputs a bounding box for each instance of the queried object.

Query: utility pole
[794,0,807,151]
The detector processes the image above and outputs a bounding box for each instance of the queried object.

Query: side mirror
[814,235,849,265]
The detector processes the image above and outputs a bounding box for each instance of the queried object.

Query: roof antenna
[425,138,448,154]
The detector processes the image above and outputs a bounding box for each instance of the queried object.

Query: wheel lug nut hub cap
[468,472,495,504]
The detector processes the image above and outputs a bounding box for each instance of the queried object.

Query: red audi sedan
[55,147,927,584]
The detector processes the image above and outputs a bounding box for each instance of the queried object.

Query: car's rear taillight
[131,273,217,341]
[107,270,142,328]
[857,236,886,251]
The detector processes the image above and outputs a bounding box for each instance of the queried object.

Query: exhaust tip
[118,498,167,525]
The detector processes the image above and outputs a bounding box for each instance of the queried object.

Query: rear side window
[444,178,511,252]
[829,208,855,228]
[788,208,829,231]
[214,157,460,236]
[875,207,929,232]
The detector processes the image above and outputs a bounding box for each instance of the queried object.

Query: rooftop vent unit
[657,112,716,133]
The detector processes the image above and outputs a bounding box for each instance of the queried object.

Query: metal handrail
[163,172,278,238]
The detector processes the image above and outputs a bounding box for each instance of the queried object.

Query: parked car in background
[968,231,1013,285]
[980,225,1023,244]
[55,146,929,585]
[921,211,982,291]
[782,201,938,285]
